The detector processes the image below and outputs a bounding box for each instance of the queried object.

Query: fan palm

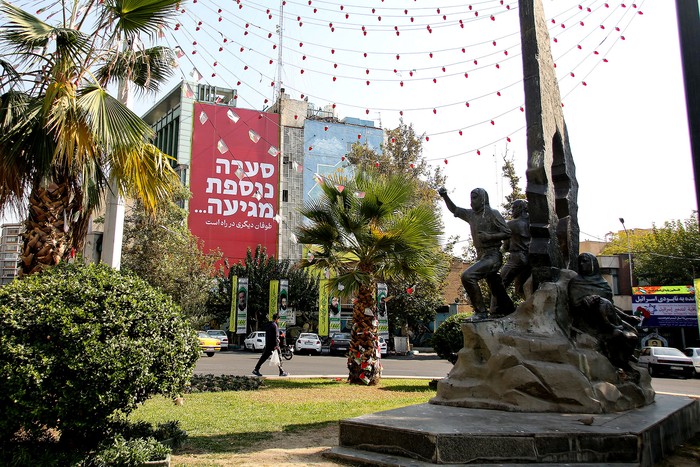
[296,170,445,385]
[0,1,182,275]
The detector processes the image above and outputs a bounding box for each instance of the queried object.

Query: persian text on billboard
[632,285,696,327]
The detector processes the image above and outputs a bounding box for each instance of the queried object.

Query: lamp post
[619,218,633,291]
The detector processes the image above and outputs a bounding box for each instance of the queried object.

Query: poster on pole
[235,277,248,334]
[228,275,238,333]
[377,282,389,338]
[329,285,341,335]
[319,279,330,337]
[269,280,279,322]
[279,279,289,332]
[695,279,700,337]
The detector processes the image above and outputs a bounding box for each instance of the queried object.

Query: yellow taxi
[198,330,221,357]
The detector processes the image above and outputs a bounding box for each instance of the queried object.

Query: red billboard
[189,104,280,264]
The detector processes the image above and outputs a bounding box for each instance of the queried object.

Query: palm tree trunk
[19,179,79,276]
[347,283,382,385]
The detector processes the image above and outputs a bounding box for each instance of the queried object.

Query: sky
[4,0,697,249]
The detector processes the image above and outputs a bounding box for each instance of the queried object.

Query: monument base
[326,394,699,466]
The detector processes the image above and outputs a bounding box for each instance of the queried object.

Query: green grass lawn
[129,378,435,455]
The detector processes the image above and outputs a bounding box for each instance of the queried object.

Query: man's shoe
[252,369,262,377]
[279,371,289,377]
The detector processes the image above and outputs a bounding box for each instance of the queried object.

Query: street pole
[101,41,132,270]
[619,218,633,291]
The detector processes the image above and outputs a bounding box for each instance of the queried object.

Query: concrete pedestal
[327,394,699,466]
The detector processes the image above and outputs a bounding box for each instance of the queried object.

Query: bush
[0,262,200,447]
[432,313,467,364]
[188,374,263,392]
[86,435,171,466]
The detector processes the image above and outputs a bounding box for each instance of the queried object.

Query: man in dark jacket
[252,313,288,377]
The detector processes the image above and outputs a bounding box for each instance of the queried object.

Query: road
[197,349,700,396]
[196,349,453,379]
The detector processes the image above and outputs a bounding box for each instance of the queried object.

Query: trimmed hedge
[431,313,467,364]
[0,262,200,447]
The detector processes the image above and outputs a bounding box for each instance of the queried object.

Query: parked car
[329,332,351,355]
[683,347,700,376]
[207,330,229,350]
[638,346,694,378]
[197,331,221,357]
[378,336,388,356]
[244,331,266,351]
[295,333,322,355]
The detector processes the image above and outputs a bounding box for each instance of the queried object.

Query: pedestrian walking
[252,313,288,377]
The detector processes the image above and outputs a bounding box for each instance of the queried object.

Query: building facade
[0,223,22,285]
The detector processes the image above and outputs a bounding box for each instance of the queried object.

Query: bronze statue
[568,253,640,372]
[438,187,514,318]
[501,199,531,298]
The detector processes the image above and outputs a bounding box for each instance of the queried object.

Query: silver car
[207,330,229,350]
[683,347,700,376]
[638,346,694,378]
[295,333,322,355]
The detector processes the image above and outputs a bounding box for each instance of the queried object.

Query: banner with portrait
[328,284,341,335]
[235,277,248,334]
[269,280,279,322]
[229,275,238,333]
[318,279,330,337]
[279,279,289,332]
[377,282,389,338]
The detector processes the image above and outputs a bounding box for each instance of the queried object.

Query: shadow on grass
[177,420,336,454]
[378,384,436,393]
[262,379,345,390]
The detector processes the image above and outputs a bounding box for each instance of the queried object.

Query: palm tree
[295,170,445,385]
[0,1,182,275]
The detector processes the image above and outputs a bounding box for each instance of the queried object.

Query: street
[197,349,700,396]
[196,349,453,379]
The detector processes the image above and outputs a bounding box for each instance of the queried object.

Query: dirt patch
[171,423,343,466]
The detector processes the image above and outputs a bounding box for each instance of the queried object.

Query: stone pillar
[519,0,580,288]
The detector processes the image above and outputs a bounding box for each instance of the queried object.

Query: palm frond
[0,2,53,52]
[77,84,155,150]
[110,143,179,213]
[100,0,181,41]
[95,46,176,94]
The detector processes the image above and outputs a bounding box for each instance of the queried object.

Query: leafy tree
[601,214,700,285]
[0,1,181,275]
[295,170,445,385]
[208,246,319,333]
[500,150,526,218]
[347,120,446,204]
[121,186,221,324]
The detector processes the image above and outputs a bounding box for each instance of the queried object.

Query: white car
[207,330,229,350]
[638,346,694,378]
[683,347,700,376]
[378,336,388,356]
[295,333,322,355]
[244,331,266,351]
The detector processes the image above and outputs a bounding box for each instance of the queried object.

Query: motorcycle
[280,344,294,360]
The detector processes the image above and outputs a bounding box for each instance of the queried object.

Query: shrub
[432,313,467,364]
[0,262,200,447]
[86,435,171,466]
[188,374,263,392]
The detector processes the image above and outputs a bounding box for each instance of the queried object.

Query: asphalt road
[196,349,700,396]
[196,348,452,379]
